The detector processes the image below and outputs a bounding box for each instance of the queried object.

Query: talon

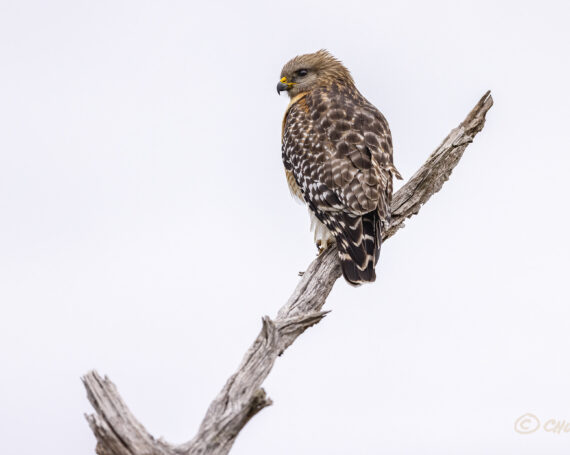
[316,239,324,255]
[316,238,335,255]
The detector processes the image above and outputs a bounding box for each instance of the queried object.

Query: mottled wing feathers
[282,84,397,285]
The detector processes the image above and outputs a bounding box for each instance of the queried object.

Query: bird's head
[277,49,354,98]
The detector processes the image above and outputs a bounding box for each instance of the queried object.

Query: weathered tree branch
[83,91,493,455]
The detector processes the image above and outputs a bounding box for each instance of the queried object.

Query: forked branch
[83,91,493,455]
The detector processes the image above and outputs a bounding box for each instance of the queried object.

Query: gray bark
[83,91,493,455]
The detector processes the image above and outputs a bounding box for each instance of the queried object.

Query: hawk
[278,50,401,285]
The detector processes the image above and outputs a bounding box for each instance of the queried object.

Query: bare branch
[83,372,174,455]
[83,91,493,455]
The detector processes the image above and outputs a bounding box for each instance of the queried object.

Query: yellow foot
[316,238,335,255]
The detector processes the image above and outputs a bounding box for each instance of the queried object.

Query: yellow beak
[276,77,296,94]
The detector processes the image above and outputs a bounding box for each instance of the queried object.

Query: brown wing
[282,85,399,221]
[282,85,399,285]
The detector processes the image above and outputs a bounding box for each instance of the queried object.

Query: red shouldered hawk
[278,50,401,285]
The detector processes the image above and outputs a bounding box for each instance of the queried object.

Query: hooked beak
[276,77,295,95]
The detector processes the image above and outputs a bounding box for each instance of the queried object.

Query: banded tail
[334,211,381,286]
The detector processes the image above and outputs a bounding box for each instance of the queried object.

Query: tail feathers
[335,212,381,286]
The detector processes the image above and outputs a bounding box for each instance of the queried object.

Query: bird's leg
[316,236,335,255]
[310,210,335,255]
[316,237,336,256]
[316,239,324,254]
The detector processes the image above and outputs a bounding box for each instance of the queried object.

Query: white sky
[1,1,569,454]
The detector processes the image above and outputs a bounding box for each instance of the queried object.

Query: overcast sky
[1,1,569,454]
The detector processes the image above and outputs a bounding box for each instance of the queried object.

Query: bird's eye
[297,69,308,77]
